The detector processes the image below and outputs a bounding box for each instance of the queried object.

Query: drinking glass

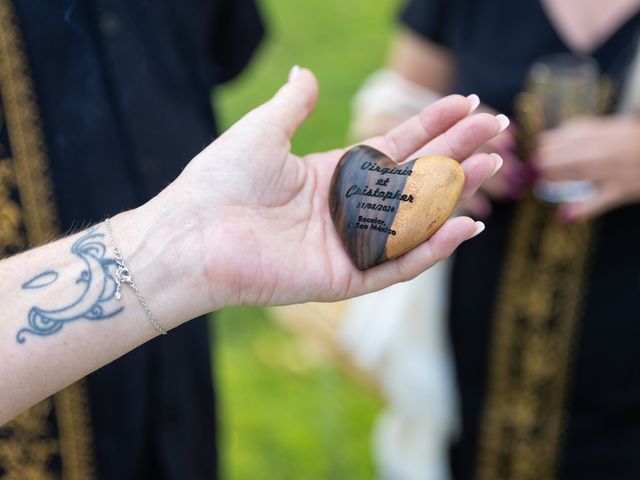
[524,54,602,203]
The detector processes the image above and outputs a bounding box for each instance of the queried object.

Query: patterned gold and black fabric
[0,1,263,479]
[401,0,640,479]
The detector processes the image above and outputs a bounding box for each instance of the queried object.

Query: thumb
[254,66,319,139]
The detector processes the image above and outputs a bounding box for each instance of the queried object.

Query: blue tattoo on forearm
[22,271,59,289]
[17,228,124,343]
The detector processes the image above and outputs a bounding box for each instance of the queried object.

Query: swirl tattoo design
[17,228,124,343]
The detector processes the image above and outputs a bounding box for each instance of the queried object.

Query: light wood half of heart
[384,155,465,260]
[329,145,465,270]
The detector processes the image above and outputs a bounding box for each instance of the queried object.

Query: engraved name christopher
[345,161,415,203]
[345,161,415,236]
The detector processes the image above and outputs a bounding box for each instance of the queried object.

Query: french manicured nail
[469,221,486,239]
[496,114,510,133]
[467,94,480,114]
[490,153,504,176]
[288,65,301,83]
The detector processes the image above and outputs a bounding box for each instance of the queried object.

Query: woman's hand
[532,116,640,222]
[0,68,507,422]
[158,68,507,312]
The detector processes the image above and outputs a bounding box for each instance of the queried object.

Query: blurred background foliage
[213,0,402,478]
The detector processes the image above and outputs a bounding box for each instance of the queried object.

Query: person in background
[0,1,262,479]
[351,0,640,478]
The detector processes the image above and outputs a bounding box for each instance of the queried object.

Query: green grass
[215,0,402,154]
[214,308,381,479]
[213,0,401,478]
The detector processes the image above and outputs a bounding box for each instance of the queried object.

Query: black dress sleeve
[211,0,265,83]
[399,0,452,46]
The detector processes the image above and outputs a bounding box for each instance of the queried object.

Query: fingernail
[467,94,480,114]
[470,221,486,239]
[496,114,510,133]
[490,153,504,176]
[288,65,301,83]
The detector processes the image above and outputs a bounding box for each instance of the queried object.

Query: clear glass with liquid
[527,54,601,203]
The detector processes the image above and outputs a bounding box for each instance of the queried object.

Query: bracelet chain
[105,217,168,335]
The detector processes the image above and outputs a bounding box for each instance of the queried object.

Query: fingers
[558,188,620,223]
[359,216,484,291]
[534,157,588,181]
[459,153,503,203]
[411,113,509,161]
[252,66,320,139]
[533,141,618,181]
[533,134,587,181]
[377,94,480,162]
[481,168,513,199]
[532,141,613,181]
[532,121,607,181]
[463,193,493,219]
[458,152,523,218]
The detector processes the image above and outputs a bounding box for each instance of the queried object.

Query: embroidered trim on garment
[476,195,596,480]
[0,1,95,479]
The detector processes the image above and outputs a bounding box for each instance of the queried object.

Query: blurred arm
[350,29,456,140]
[390,28,456,93]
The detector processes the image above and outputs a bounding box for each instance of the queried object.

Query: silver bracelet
[105,217,168,335]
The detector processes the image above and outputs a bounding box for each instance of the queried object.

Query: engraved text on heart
[344,160,417,237]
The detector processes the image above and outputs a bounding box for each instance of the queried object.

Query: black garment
[11,1,263,479]
[401,1,640,479]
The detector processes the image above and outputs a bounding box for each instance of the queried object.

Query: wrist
[110,193,216,331]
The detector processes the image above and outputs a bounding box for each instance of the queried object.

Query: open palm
[173,69,506,310]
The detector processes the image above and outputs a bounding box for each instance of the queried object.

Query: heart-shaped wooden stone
[329,145,465,270]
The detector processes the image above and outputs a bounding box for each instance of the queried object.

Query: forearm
[0,195,210,424]
[350,30,456,140]
[390,28,456,94]
[0,71,505,424]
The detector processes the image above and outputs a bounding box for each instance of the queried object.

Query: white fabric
[352,69,442,118]
[350,69,442,140]
[620,40,640,115]
[339,260,458,480]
